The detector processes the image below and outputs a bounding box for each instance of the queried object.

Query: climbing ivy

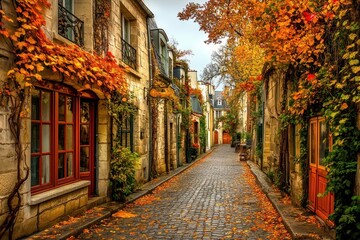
[199,115,207,153]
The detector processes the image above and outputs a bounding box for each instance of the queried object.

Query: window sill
[30,180,90,206]
[119,61,141,79]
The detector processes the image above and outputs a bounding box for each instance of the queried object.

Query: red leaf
[302,11,316,22]
[307,73,316,81]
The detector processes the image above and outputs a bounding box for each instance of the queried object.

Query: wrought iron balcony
[121,38,137,69]
[58,4,84,47]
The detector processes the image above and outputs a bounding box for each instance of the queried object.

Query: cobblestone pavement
[77,145,290,240]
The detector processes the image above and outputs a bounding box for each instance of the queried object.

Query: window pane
[42,124,50,152]
[31,156,39,186]
[58,153,64,179]
[319,122,329,166]
[80,147,89,172]
[42,91,51,121]
[31,90,40,120]
[81,102,90,123]
[310,123,316,164]
[66,152,73,177]
[59,95,66,121]
[31,123,40,153]
[80,125,89,145]
[66,96,73,122]
[42,155,50,184]
[58,124,65,150]
[66,125,73,150]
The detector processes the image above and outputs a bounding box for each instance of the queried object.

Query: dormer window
[217,99,222,105]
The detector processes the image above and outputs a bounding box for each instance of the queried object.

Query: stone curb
[246,160,335,240]
[27,147,216,240]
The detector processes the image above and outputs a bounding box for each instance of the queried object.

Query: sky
[144,0,221,80]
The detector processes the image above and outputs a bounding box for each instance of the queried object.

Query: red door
[223,131,231,144]
[308,117,334,223]
[214,131,219,144]
[79,97,96,196]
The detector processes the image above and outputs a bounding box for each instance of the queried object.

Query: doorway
[308,117,334,222]
[79,98,97,196]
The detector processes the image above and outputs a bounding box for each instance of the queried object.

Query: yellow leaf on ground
[112,210,138,218]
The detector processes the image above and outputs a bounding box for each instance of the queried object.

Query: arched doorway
[222,131,231,144]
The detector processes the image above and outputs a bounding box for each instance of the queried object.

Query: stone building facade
[0,0,153,239]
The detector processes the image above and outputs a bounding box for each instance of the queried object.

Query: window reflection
[59,95,66,121]
[66,125,73,150]
[80,147,89,172]
[67,153,73,176]
[58,153,64,179]
[81,102,90,123]
[42,124,50,152]
[42,92,51,121]
[31,123,40,153]
[31,156,39,186]
[42,155,50,184]
[66,96,73,122]
[58,125,65,150]
[31,90,40,120]
[80,125,89,145]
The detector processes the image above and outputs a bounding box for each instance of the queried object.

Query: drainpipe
[164,99,169,173]
[176,114,180,167]
[147,17,153,181]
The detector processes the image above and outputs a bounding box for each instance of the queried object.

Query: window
[119,115,134,152]
[58,0,84,46]
[121,14,136,69]
[30,85,96,194]
[215,110,222,119]
[217,99,222,106]
[122,16,131,43]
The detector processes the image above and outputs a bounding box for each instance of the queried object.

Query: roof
[214,91,228,109]
[135,0,154,18]
[190,95,203,115]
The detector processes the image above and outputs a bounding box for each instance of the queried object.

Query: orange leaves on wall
[1,0,127,96]
[189,87,203,104]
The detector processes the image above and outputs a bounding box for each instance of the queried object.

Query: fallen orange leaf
[112,210,138,218]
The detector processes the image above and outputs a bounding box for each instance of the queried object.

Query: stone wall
[108,0,151,183]
[262,71,281,173]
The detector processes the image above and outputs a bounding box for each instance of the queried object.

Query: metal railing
[58,4,84,47]
[121,38,137,69]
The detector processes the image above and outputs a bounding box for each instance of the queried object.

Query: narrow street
[77,145,290,240]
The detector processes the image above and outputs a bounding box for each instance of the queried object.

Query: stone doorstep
[247,161,335,240]
[26,147,216,239]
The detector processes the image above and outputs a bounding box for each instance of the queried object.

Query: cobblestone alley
[77,145,290,239]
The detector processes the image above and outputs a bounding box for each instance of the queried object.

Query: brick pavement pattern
[77,145,290,239]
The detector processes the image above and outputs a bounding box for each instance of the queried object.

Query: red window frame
[31,84,80,194]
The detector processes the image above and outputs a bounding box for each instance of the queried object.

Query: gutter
[135,0,154,18]
[147,17,153,181]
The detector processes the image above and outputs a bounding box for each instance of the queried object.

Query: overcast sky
[144,0,221,79]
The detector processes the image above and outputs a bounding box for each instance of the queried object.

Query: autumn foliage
[0,0,127,96]
[180,0,360,238]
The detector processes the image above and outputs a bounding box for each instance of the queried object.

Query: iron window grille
[121,38,137,70]
[58,3,84,47]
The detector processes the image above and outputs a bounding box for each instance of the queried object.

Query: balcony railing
[121,38,137,70]
[58,4,84,47]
